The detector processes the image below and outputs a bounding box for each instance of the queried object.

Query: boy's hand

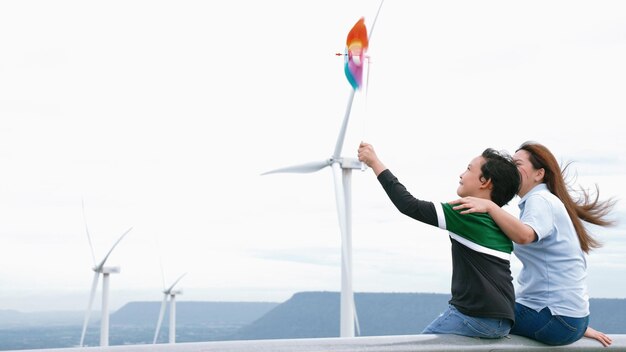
[358,142,386,176]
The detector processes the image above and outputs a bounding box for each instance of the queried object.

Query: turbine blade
[342,168,353,238]
[354,299,361,336]
[166,273,187,293]
[367,0,385,42]
[332,90,356,160]
[153,293,168,344]
[96,227,133,270]
[261,160,330,175]
[81,199,97,267]
[155,235,166,290]
[363,0,385,100]
[80,272,100,347]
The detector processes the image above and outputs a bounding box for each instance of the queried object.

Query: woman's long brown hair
[518,141,616,253]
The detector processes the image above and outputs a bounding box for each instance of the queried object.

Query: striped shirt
[378,169,515,323]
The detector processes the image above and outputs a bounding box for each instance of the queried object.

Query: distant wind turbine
[79,201,132,347]
[153,273,187,344]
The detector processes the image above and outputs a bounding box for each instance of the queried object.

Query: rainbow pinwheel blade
[344,17,369,90]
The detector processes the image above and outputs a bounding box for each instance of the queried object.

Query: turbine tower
[153,273,186,344]
[79,201,132,347]
[262,90,364,337]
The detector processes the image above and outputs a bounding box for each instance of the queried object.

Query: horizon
[5,288,626,313]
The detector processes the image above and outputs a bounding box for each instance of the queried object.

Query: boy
[357,142,520,338]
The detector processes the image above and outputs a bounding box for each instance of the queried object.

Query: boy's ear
[480,177,493,190]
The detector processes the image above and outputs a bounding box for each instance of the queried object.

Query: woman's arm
[449,197,537,244]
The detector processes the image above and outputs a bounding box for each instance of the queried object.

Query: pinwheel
[344,17,369,90]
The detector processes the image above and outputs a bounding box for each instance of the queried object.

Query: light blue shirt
[513,183,589,317]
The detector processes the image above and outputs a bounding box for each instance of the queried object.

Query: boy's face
[456,155,487,198]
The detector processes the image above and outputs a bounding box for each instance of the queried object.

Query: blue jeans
[422,304,512,338]
[510,303,589,346]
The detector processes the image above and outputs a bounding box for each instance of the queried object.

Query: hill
[2,292,626,350]
[228,291,451,340]
[0,310,88,329]
[228,292,626,340]
[110,301,279,327]
[589,298,626,333]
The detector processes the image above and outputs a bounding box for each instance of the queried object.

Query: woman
[450,141,616,347]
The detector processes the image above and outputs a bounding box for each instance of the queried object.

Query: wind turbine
[79,201,133,347]
[153,273,187,344]
[262,4,384,338]
[263,91,362,337]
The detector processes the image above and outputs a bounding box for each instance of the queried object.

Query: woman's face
[514,149,542,197]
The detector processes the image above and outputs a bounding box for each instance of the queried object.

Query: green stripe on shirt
[435,202,513,255]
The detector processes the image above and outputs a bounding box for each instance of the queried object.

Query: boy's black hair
[481,148,521,207]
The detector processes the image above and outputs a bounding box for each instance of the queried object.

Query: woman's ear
[535,168,545,182]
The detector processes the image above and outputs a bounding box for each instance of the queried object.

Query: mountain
[109,301,280,345]
[589,298,626,333]
[0,310,89,329]
[110,301,279,327]
[228,291,452,340]
[1,292,626,350]
[228,292,626,340]
[0,301,280,349]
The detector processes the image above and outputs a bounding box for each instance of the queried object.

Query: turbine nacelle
[95,266,120,274]
[338,157,366,170]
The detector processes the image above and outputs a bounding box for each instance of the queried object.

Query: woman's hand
[451,196,536,244]
[449,196,496,214]
[584,326,612,347]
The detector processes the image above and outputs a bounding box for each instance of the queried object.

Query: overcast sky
[1,0,625,312]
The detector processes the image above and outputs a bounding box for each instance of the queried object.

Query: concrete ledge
[6,334,626,352]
